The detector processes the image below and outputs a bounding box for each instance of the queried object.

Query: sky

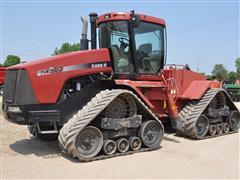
[1,0,239,74]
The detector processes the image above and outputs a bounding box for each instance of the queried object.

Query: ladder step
[40,130,58,134]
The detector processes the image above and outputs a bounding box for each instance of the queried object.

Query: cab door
[133,22,166,79]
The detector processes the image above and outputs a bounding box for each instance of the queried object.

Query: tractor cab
[95,12,166,78]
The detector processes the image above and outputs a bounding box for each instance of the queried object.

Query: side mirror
[131,14,140,28]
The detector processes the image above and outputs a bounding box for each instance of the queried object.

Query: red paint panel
[162,68,207,96]
[182,80,212,99]
[9,49,112,103]
[97,12,166,26]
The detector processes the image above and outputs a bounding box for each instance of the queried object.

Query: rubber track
[179,88,239,139]
[58,89,164,161]
[71,146,160,162]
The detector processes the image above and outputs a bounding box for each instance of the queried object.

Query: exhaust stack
[80,15,88,50]
[89,13,98,49]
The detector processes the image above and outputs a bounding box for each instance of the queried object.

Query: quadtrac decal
[36,61,110,77]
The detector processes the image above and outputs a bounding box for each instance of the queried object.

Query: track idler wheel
[102,139,117,155]
[75,126,103,160]
[228,110,240,131]
[194,114,209,138]
[216,124,223,135]
[116,138,129,153]
[129,136,142,151]
[223,123,230,133]
[209,125,217,136]
[139,120,163,148]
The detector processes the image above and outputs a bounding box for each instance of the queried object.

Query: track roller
[102,139,117,155]
[223,123,230,133]
[209,125,217,136]
[129,136,142,151]
[216,124,223,135]
[116,138,129,153]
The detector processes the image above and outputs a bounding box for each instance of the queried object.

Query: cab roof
[96,12,166,27]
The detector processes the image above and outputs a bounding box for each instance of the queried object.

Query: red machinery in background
[0,66,6,95]
[2,11,239,161]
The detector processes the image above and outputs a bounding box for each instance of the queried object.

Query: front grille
[3,70,18,103]
[3,69,37,105]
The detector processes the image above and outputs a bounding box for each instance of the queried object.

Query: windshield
[99,20,165,75]
[99,21,134,73]
[134,22,165,74]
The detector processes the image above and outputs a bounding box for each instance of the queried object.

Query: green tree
[235,57,240,73]
[206,75,214,80]
[211,64,228,81]
[227,71,237,82]
[52,42,80,56]
[4,55,21,67]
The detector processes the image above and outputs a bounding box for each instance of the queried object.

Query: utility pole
[197,57,199,72]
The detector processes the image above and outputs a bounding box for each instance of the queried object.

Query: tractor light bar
[104,14,110,19]
[8,106,22,113]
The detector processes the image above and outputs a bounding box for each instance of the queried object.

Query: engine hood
[7,48,112,104]
[9,48,111,71]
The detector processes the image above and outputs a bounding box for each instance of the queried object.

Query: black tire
[28,125,58,141]
[228,110,240,131]
[139,120,163,148]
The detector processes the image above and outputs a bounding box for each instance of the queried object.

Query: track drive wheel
[75,126,103,160]
[139,120,163,148]
[103,94,137,118]
[228,110,240,131]
[28,125,58,141]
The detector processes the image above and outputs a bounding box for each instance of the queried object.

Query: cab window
[134,22,165,74]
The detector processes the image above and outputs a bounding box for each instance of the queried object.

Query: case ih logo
[91,63,107,68]
[37,66,63,77]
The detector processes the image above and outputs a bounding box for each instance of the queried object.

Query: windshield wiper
[153,31,160,40]
[104,22,113,32]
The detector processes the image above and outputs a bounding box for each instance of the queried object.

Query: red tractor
[2,11,239,161]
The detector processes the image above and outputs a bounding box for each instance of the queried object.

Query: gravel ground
[1,101,240,179]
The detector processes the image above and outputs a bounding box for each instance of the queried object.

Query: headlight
[8,106,22,113]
